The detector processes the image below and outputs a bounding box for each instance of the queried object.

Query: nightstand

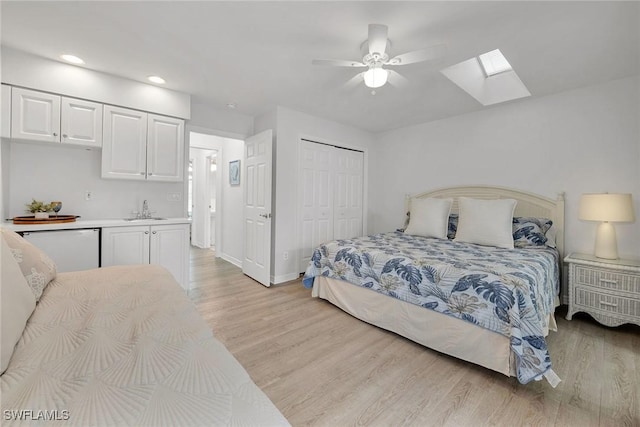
[565,253,640,327]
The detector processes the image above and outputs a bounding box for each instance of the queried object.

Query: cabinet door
[1,84,10,138]
[149,224,189,290]
[61,97,103,147]
[11,87,61,142]
[101,226,150,266]
[146,114,184,182]
[102,105,147,180]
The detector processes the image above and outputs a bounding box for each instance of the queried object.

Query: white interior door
[242,129,272,287]
[299,140,334,271]
[333,148,364,239]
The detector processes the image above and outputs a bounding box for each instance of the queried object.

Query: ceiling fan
[312,24,445,90]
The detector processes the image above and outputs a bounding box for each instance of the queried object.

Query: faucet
[141,200,150,219]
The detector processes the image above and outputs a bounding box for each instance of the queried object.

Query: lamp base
[594,222,618,260]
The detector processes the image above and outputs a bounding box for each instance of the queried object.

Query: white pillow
[0,228,57,301]
[404,198,453,239]
[454,197,517,249]
[1,236,36,374]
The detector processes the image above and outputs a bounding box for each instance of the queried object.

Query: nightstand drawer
[574,286,640,317]
[574,265,640,295]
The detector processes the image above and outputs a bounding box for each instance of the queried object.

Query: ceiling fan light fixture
[364,67,388,88]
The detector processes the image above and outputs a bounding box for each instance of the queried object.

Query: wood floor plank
[188,248,640,427]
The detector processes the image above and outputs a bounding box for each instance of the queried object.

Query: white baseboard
[271,272,300,285]
[220,253,242,268]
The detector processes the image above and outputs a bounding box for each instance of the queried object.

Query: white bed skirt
[314,276,528,377]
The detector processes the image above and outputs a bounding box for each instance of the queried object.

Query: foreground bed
[303,186,564,386]
[1,229,289,426]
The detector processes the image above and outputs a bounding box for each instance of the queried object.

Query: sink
[123,217,167,221]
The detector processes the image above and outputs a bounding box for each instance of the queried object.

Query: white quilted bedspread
[1,265,289,426]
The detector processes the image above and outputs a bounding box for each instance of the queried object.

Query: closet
[299,139,364,272]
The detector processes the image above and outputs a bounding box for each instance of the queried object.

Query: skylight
[478,49,512,77]
[440,49,530,106]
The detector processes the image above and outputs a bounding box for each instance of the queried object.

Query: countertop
[3,217,191,232]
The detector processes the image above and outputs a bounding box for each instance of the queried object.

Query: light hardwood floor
[189,248,639,427]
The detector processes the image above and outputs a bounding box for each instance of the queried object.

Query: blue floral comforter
[302,232,560,384]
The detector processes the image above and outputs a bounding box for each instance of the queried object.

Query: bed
[1,228,289,426]
[303,186,565,386]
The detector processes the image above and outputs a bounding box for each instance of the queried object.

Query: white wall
[371,76,640,259]
[7,142,184,220]
[2,47,190,119]
[254,106,374,283]
[219,138,244,266]
[190,102,253,138]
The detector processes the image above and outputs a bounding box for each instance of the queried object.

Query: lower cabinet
[102,224,190,291]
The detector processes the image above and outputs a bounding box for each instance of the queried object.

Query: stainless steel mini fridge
[22,228,100,273]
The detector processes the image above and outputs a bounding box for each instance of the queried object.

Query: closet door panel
[333,148,364,240]
[299,140,334,271]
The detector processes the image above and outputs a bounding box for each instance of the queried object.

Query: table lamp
[579,193,635,259]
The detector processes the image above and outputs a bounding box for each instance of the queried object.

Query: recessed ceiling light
[478,49,512,77]
[226,103,237,109]
[148,75,166,84]
[60,54,85,65]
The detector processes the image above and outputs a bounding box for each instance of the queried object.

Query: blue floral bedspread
[302,232,560,384]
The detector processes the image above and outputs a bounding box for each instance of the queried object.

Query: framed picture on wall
[229,160,240,185]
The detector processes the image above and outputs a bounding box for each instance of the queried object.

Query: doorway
[188,129,245,266]
[189,147,217,249]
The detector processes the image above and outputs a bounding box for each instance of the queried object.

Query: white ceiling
[2,1,638,133]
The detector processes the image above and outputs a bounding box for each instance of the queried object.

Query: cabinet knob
[148,172,153,176]
[53,132,58,137]
[140,172,145,175]
[62,134,68,138]
[152,231,157,234]
[145,231,149,234]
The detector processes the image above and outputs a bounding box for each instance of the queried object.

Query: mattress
[303,232,560,384]
[1,265,289,426]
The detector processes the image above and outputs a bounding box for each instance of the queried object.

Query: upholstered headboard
[405,185,565,259]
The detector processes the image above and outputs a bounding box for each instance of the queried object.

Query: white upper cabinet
[10,87,103,148]
[1,84,11,138]
[61,97,103,147]
[102,105,148,180]
[102,106,184,182]
[11,87,61,142]
[147,114,184,182]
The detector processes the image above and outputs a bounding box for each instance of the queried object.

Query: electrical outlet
[84,191,92,201]
[283,251,289,260]
[167,192,182,201]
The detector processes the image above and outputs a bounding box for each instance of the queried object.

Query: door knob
[259,213,272,219]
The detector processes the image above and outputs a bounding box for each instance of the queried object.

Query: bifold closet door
[299,140,364,272]
[333,148,364,240]
[299,140,334,271]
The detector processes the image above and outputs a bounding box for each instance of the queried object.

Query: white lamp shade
[578,193,635,222]
[364,67,388,88]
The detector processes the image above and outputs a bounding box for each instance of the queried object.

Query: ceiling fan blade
[368,24,388,55]
[343,72,365,90]
[312,59,366,67]
[387,70,409,89]
[387,44,446,66]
